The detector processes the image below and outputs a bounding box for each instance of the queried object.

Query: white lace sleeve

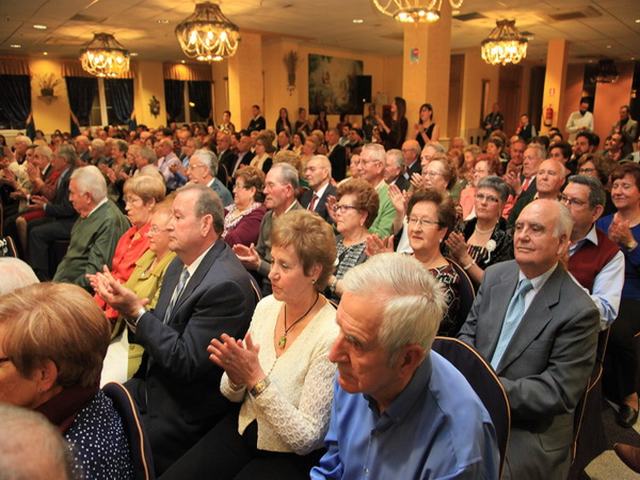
[220,372,247,403]
[251,349,336,455]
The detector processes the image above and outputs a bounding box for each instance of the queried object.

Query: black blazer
[45,168,77,219]
[126,240,258,473]
[247,115,266,133]
[299,183,337,223]
[392,175,410,192]
[328,144,347,182]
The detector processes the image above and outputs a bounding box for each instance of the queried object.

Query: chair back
[102,382,155,480]
[446,258,476,329]
[431,337,510,478]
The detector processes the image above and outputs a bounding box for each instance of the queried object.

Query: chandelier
[79,33,130,77]
[481,19,528,66]
[372,0,464,23]
[175,2,240,62]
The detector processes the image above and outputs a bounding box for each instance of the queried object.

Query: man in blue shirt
[311,253,499,480]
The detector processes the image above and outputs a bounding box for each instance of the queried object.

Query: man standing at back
[94,184,257,474]
[458,199,600,479]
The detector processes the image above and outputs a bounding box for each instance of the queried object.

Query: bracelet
[627,240,638,252]
[249,377,270,398]
[462,260,475,271]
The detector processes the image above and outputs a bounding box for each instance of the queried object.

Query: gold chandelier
[481,19,528,65]
[175,2,240,62]
[372,0,464,23]
[79,33,130,77]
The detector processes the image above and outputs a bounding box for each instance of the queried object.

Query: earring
[312,279,317,285]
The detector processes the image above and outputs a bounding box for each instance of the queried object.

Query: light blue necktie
[163,268,190,324]
[490,278,534,370]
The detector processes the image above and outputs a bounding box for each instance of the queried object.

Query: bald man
[300,154,336,223]
[402,139,422,179]
[536,159,567,201]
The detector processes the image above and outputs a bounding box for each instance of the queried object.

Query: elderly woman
[223,166,267,248]
[95,173,166,321]
[445,176,513,284]
[250,134,274,173]
[406,189,461,336]
[162,210,337,479]
[458,154,501,219]
[597,163,640,428]
[410,152,456,193]
[326,179,379,301]
[0,283,134,479]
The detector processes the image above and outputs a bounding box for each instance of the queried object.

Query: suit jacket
[391,175,410,192]
[458,261,599,480]
[247,115,266,133]
[45,167,77,219]
[299,183,337,223]
[218,149,237,187]
[328,144,347,182]
[126,240,257,474]
[403,159,421,180]
[507,178,537,228]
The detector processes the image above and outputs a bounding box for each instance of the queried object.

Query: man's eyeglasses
[577,167,595,175]
[408,216,440,228]
[333,204,359,214]
[560,195,587,207]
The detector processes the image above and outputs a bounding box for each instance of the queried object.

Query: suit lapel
[484,266,519,357]
[153,257,183,319]
[496,266,563,373]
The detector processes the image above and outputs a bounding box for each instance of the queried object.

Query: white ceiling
[0,0,639,64]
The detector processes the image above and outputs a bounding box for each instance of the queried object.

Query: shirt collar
[314,181,330,198]
[185,242,215,277]
[518,262,558,293]
[86,197,108,218]
[569,224,597,255]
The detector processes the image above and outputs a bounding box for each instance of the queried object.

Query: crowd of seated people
[1,97,640,478]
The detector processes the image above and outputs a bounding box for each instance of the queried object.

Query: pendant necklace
[278,293,320,349]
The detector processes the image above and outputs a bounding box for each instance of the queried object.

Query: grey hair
[56,145,77,167]
[113,139,128,154]
[526,143,546,161]
[0,258,38,295]
[14,135,32,146]
[341,253,446,364]
[362,143,386,164]
[193,148,219,176]
[34,145,53,162]
[91,138,106,152]
[556,201,574,238]
[138,146,157,165]
[271,162,299,190]
[309,154,332,176]
[423,142,446,154]
[176,183,224,234]
[386,149,404,169]
[70,165,107,202]
[477,176,510,203]
[567,174,606,209]
[0,404,73,480]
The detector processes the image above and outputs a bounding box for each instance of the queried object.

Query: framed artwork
[308,54,363,115]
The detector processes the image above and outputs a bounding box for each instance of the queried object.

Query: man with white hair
[311,253,499,479]
[74,135,92,165]
[156,138,181,190]
[300,154,336,222]
[187,149,232,206]
[507,143,546,227]
[360,143,395,237]
[384,148,409,191]
[53,165,129,289]
[458,199,600,479]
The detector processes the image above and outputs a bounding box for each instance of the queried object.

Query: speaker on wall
[355,75,372,104]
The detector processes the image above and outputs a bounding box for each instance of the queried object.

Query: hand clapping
[208,333,265,388]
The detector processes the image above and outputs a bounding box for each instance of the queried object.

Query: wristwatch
[249,377,270,398]
[627,240,638,251]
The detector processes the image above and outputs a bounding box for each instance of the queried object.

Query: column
[540,39,568,135]
[402,2,452,139]
[133,61,166,128]
[227,31,264,130]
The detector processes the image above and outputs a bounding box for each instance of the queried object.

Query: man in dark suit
[94,184,257,474]
[216,132,236,187]
[247,104,266,133]
[384,148,410,191]
[300,155,336,222]
[507,144,545,227]
[326,128,347,182]
[401,139,421,180]
[230,131,254,179]
[458,199,600,479]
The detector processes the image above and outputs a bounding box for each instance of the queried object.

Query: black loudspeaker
[355,75,372,104]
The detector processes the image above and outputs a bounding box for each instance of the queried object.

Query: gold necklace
[474,224,495,234]
[278,293,320,349]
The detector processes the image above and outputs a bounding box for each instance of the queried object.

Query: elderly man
[458,199,600,479]
[507,137,526,170]
[233,162,301,295]
[507,144,546,226]
[90,138,109,166]
[326,128,347,181]
[312,253,499,479]
[361,143,396,237]
[535,158,566,200]
[186,149,232,206]
[156,138,181,190]
[216,132,236,186]
[230,132,254,177]
[301,154,336,222]
[401,139,421,179]
[53,165,129,290]
[384,148,409,191]
[93,184,257,474]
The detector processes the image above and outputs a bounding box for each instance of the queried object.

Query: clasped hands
[209,333,265,390]
[88,266,148,318]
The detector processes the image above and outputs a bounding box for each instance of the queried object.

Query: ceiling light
[372,0,464,24]
[79,32,130,77]
[10,44,21,48]
[181,59,186,64]
[353,18,364,24]
[130,52,139,56]
[175,2,239,62]
[157,19,170,24]
[33,24,47,30]
[606,45,612,49]
[43,51,48,55]
[635,19,640,23]
[481,19,528,65]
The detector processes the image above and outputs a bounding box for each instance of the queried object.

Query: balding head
[536,158,566,199]
[304,155,332,190]
[402,140,420,164]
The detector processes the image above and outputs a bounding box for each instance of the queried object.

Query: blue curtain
[65,76,98,136]
[164,79,184,122]
[188,80,212,120]
[105,78,134,125]
[0,75,32,130]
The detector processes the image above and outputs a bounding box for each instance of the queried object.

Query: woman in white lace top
[161,210,338,479]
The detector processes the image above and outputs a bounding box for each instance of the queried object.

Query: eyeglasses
[333,204,359,214]
[408,216,441,228]
[423,170,444,178]
[420,155,434,162]
[560,195,587,207]
[233,183,250,191]
[148,225,168,235]
[475,193,500,203]
[577,167,595,174]
[0,357,10,365]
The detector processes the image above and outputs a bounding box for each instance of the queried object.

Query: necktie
[163,268,190,324]
[490,278,534,370]
[521,177,531,193]
[308,194,319,211]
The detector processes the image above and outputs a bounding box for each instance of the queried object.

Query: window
[165,79,212,124]
[84,78,114,127]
